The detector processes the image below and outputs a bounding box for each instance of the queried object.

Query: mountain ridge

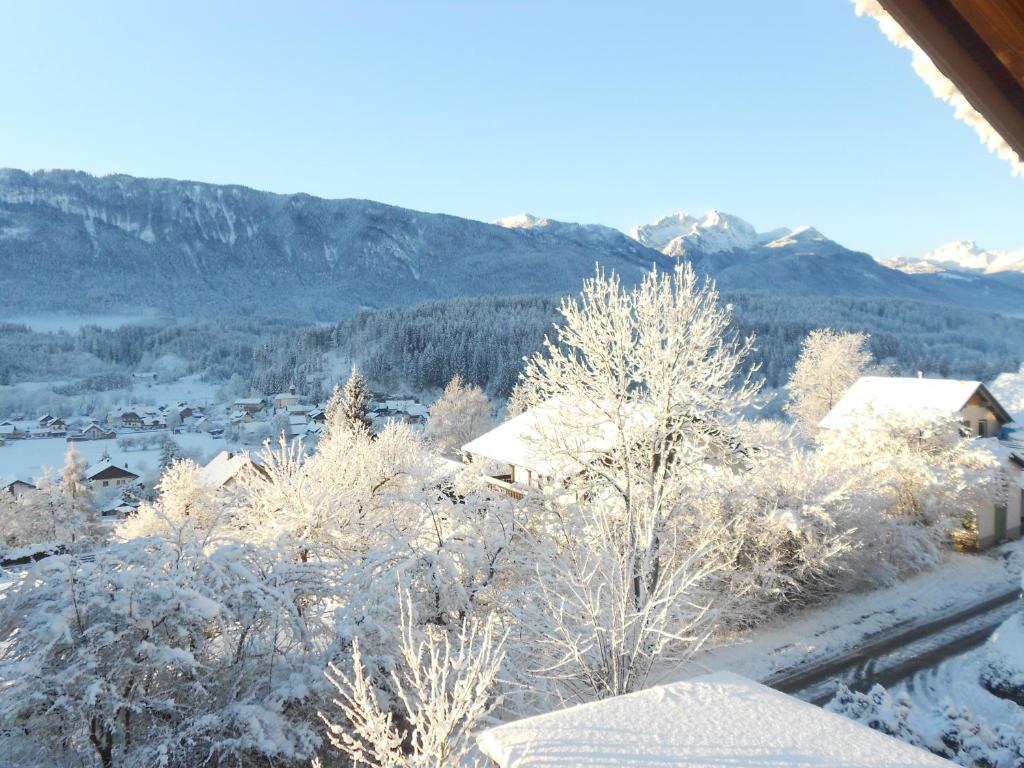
[2,169,1023,321]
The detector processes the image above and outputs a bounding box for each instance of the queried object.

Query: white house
[3,479,36,497]
[85,459,139,491]
[477,672,947,767]
[68,422,117,442]
[820,376,1022,548]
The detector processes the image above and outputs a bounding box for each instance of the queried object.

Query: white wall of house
[962,402,1002,437]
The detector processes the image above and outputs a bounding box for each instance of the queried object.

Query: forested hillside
[5,292,1022,408]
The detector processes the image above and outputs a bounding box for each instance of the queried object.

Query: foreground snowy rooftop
[819,375,1009,430]
[477,672,948,767]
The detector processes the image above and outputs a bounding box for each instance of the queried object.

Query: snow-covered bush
[0,531,333,767]
[980,611,1024,707]
[827,683,1024,768]
[319,597,506,768]
[817,408,1000,583]
[826,684,924,746]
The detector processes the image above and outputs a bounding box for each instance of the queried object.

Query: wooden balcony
[484,474,526,501]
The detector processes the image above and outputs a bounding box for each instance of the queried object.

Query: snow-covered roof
[461,406,558,474]
[819,376,1011,430]
[477,672,947,768]
[200,450,264,489]
[233,398,264,405]
[461,399,644,476]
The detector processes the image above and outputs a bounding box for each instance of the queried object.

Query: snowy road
[770,588,1022,705]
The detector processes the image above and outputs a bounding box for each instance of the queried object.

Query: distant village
[0,378,433,520]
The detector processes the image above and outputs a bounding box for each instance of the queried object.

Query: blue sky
[1,0,1020,259]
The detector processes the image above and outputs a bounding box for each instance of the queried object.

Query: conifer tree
[326,366,373,433]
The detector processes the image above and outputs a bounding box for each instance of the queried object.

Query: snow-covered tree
[514,264,761,699]
[785,329,880,436]
[319,596,506,768]
[326,366,373,434]
[0,530,333,767]
[817,408,1000,581]
[424,374,494,454]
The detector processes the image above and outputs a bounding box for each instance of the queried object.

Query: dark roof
[88,465,139,481]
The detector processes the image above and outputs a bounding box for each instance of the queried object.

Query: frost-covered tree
[319,597,506,768]
[0,530,332,768]
[785,329,880,436]
[424,374,494,454]
[514,264,760,699]
[326,366,373,434]
[818,409,1000,580]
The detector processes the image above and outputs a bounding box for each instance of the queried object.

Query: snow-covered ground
[1,311,164,332]
[678,539,1024,685]
[0,430,236,485]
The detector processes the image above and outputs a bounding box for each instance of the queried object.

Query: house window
[102,480,109,487]
[978,421,988,438]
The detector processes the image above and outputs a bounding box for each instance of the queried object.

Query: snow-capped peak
[630,210,761,257]
[494,213,549,230]
[629,209,837,258]
[763,225,827,249]
[884,240,1024,276]
[921,240,1024,274]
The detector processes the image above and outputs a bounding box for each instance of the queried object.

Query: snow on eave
[852,0,1024,177]
[477,671,948,767]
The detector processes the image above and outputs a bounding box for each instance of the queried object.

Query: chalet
[200,450,267,490]
[45,418,67,436]
[820,376,1022,548]
[233,398,265,414]
[477,672,947,768]
[38,414,53,426]
[309,408,327,424]
[3,479,36,497]
[0,421,26,439]
[85,459,139,490]
[68,422,117,442]
[118,411,144,429]
[287,402,313,416]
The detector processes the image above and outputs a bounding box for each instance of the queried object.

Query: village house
[233,397,265,414]
[0,421,26,440]
[84,459,140,491]
[68,422,117,442]
[3,479,36,497]
[200,450,267,490]
[820,376,1023,548]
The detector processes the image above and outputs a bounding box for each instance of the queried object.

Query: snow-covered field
[2,311,164,332]
[682,539,1024,685]
[0,431,235,484]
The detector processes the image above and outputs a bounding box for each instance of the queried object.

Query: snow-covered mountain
[629,209,1024,309]
[887,240,1024,276]
[0,170,670,321]
[3,169,1024,321]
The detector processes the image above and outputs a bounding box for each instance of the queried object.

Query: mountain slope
[3,170,1024,321]
[0,170,671,321]
[629,210,1024,310]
